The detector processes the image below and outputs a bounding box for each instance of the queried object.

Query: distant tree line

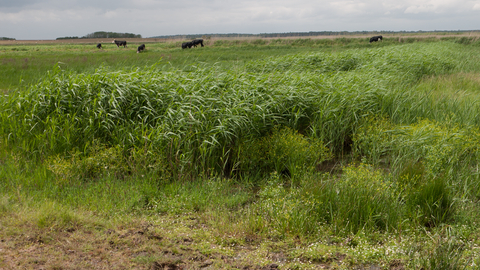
[151,30,480,39]
[83,31,142,38]
[1,37,15,40]
[56,36,79,40]
[56,31,142,40]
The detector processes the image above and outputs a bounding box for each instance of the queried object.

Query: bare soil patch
[0,214,311,270]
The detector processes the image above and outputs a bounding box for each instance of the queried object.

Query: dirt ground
[0,214,345,270]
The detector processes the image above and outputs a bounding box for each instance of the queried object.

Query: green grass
[4,35,471,91]
[2,37,480,269]
[0,42,331,90]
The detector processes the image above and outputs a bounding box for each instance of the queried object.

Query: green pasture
[2,36,480,269]
[2,35,465,91]
[1,39,329,90]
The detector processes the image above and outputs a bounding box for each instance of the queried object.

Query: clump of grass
[0,195,13,215]
[328,163,400,234]
[352,116,395,165]
[48,141,129,183]
[408,176,455,228]
[246,172,322,237]
[237,126,332,180]
[248,164,401,237]
[35,201,82,230]
[412,228,468,270]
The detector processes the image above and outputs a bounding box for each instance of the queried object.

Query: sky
[1,0,480,40]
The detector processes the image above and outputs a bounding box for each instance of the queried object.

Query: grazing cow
[182,41,194,49]
[96,43,102,49]
[192,39,204,47]
[369,35,383,43]
[137,44,146,53]
[112,39,127,48]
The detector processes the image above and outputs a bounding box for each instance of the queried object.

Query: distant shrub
[400,37,416,43]
[315,39,335,46]
[213,40,227,46]
[268,38,287,45]
[82,31,141,38]
[335,37,353,44]
[291,38,315,46]
[251,39,267,45]
[10,48,27,51]
[56,36,79,40]
[455,36,476,45]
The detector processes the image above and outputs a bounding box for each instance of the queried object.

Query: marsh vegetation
[1,35,480,269]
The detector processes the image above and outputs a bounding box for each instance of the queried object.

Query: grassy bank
[2,38,480,269]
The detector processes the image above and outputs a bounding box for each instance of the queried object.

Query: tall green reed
[0,42,467,180]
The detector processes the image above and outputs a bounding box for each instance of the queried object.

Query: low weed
[138,177,253,214]
[413,228,468,270]
[48,142,129,183]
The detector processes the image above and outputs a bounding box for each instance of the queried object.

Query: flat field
[2,34,480,269]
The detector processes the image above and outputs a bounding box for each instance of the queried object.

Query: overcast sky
[1,0,480,40]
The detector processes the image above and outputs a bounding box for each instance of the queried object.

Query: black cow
[182,41,194,49]
[369,35,383,43]
[112,39,127,48]
[137,44,146,53]
[192,39,204,47]
[96,43,102,49]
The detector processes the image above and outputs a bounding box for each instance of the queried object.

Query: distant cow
[96,43,102,49]
[192,39,204,47]
[369,35,383,43]
[182,41,194,49]
[112,39,127,48]
[137,44,146,53]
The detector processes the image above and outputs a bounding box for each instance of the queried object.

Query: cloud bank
[0,0,479,39]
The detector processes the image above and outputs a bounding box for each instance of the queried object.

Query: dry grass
[0,209,340,270]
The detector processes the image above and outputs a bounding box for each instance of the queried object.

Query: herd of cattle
[95,36,383,52]
[96,38,206,52]
[181,39,204,49]
[96,40,146,53]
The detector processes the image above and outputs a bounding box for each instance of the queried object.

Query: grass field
[2,34,480,269]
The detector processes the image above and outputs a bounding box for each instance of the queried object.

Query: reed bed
[0,43,460,178]
[2,40,480,268]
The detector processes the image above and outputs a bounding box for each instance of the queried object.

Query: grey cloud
[1,0,480,39]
